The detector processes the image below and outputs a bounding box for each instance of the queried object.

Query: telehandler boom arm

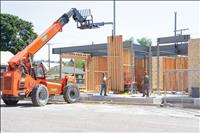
[8,8,86,67]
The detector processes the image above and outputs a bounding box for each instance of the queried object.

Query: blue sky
[1,1,199,61]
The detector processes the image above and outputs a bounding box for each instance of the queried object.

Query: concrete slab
[162,95,200,109]
[80,93,162,106]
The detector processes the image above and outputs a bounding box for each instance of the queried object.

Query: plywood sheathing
[188,38,200,94]
[107,35,124,92]
[86,48,134,93]
[86,56,108,92]
[135,59,145,92]
[86,56,95,92]
[175,57,188,92]
[123,48,134,84]
[61,48,134,93]
[152,56,188,92]
[94,57,108,92]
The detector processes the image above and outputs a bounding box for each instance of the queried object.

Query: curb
[79,100,161,107]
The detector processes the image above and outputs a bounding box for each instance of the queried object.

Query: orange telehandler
[2,8,102,106]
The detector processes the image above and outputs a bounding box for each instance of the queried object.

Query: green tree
[67,59,74,67]
[65,59,85,69]
[74,60,85,69]
[124,37,134,45]
[0,13,38,54]
[136,37,152,47]
[62,61,68,66]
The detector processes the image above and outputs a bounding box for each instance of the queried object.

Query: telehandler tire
[31,84,49,106]
[63,84,80,103]
[2,98,18,106]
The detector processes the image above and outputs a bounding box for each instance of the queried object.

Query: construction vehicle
[2,8,103,106]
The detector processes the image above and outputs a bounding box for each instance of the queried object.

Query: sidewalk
[80,92,200,109]
[80,93,162,105]
[1,91,199,109]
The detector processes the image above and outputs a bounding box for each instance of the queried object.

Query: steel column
[149,43,152,91]
[59,51,62,80]
[130,41,134,92]
[157,41,160,95]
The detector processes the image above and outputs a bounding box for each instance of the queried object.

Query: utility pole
[113,0,116,36]
[174,12,177,43]
[174,12,177,54]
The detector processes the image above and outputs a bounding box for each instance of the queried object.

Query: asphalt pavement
[1,100,200,132]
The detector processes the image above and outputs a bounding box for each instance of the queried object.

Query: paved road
[1,100,200,132]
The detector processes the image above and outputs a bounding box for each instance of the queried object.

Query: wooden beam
[61,52,91,60]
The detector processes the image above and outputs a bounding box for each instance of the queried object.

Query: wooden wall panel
[175,56,188,92]
[107,35,124,92]
[163,57,176,91]
[86,57,95,92]
[86,56,108,92]
[135,59,145,92]
[152,56,188,92]
[86,47,135,93]
[152,57,164,91]
[123,48,134,85]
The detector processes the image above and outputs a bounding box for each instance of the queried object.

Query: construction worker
[142,71,150,97]
[100,73,110,96]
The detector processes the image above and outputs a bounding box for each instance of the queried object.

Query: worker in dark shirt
[142,71,150,97]
[100,73,110,96]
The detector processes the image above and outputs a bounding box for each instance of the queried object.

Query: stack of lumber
[188,38,200,94]
[152,56,188,92]
[107,35,124,92]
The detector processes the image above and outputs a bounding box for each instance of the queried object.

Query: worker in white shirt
[100,73,110,96]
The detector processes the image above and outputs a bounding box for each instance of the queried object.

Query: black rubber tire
[2,98,19,106]
[63,84,80,103]
[31,84,49,106]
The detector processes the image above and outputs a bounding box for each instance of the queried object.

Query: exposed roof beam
[52,42,188,57]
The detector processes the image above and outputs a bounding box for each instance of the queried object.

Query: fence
[163,69,200,107]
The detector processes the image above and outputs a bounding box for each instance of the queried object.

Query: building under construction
[52,34,200,94]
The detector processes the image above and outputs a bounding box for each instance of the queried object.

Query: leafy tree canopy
[125,37,152,47]
[136,37,152,47]
[0,13,38,54]
[124,37,134,45]
[64,59,85,70]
